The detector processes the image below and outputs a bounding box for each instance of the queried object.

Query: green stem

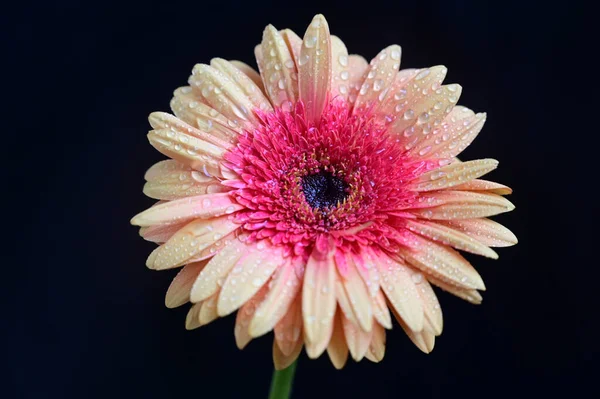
[268,360,298,399]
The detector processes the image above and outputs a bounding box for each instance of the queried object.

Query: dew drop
[304,36,317,48]
[403,109,415,120]
[338,54,348,67]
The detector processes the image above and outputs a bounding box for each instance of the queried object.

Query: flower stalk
[268,360,297,399]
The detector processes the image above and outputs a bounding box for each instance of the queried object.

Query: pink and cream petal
[249,259,302,338]
[330,35,350,100]
[165,261,208,308]
[280,29,302,64]
[217,241,285,316]
[404,219,498,259]
[139,222,188,243]
[411,190,515,220]
[353,45,402,112]
[298,14,332,125]
[189,235,247,302]
[439,219,518,247]
[452,179,513,195]
[409,159,499,192]
[256,25,298,108]
[366,322,386,362]
[130,193,242,227]
[399,235,486,290]
[302,244,336,357]
[234,286,269,349]
[327,311,349,369]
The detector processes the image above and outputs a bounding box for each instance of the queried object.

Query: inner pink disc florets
[224,99,434,259]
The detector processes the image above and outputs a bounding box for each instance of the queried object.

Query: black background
[6,1,596,398]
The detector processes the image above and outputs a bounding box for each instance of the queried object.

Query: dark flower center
[301,171,349,210]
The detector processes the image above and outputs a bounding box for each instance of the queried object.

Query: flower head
[131,14,516,369]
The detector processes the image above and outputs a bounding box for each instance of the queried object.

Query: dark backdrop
[6,1,595,398]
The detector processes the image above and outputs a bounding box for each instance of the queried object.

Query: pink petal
[165,261,208,308]
[353,45,402,113]
[298,14,332,125]
[256,25,298,108]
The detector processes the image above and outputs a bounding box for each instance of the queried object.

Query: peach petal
[353,45,402,112]
[274,297,302,356]
[229,60,265,93]
[427,275,483,304]
[273,336,303,371]
[130,193,242,227]
[347,54,369,104]
[341,314,372,361]
[329,36,350,100]
[139,222,188,243]
[250,259,302,338]
[338,257,373,332]
[409,159,499,192]
[280,29,302,65]
[210,58,271,112]
[411,190,515,220]
[234,286,269,349]
[451,179,513,195]
[372,290,393,329]
[165,261,208,308]
[199,293,220,325]
[256,25,298,107]
[404,219,498,259]
[365,322,386,362]
[217,242,285,316]
[327,311,349,369]
[439,218,518,247]
[185,302,203,330]
[298,14,332,125]
[399,235,486,290]
[411,272,443,335]
[189,235,247,301]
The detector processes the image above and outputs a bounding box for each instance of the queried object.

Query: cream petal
[256,25,298,107]
[353,250,381,298]
[165,261,208,308]
[409,106,486,159]
[439,218,518,247]
[376,253,424,332]
[229,60,265,93]
[199,293,220,325]
[146,216,240,271]
[273,336,303,370]
[372,290,393,329]
[341,314,372,361]
[338,257,373,332]
[409,159,499,192]
[130,193,242,227]
[143,160,228,200]
[330,36,350,101]
[399,235,486,290]
[210,58,271,112]
[335,279,358,325]
[451,179,513,195]
[250,259,302,338]
[234,286,269,349]
[298,14,332,125]
[169,88,241,142]
[327,311,349,369]
[185,302,203,330]
[385,66,450,137]
[399,316,436,354]
[280,29,302,64]
[366,322,386,362]
[426,275,483,304]
[404,219,498,259]
[274,297,303,356]
[217,241,285,316]
[375,68,419,119]
[353,45,402,112]
[149,111,234,150]
[411,190,515,220]
[411,272,443,335]
[302,244,336,357]
[139,222,187,243]
[347,55,369,104]
[189,64,262,127]
[189,234,247,301]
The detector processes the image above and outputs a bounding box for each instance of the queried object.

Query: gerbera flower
[131,14,516,370]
